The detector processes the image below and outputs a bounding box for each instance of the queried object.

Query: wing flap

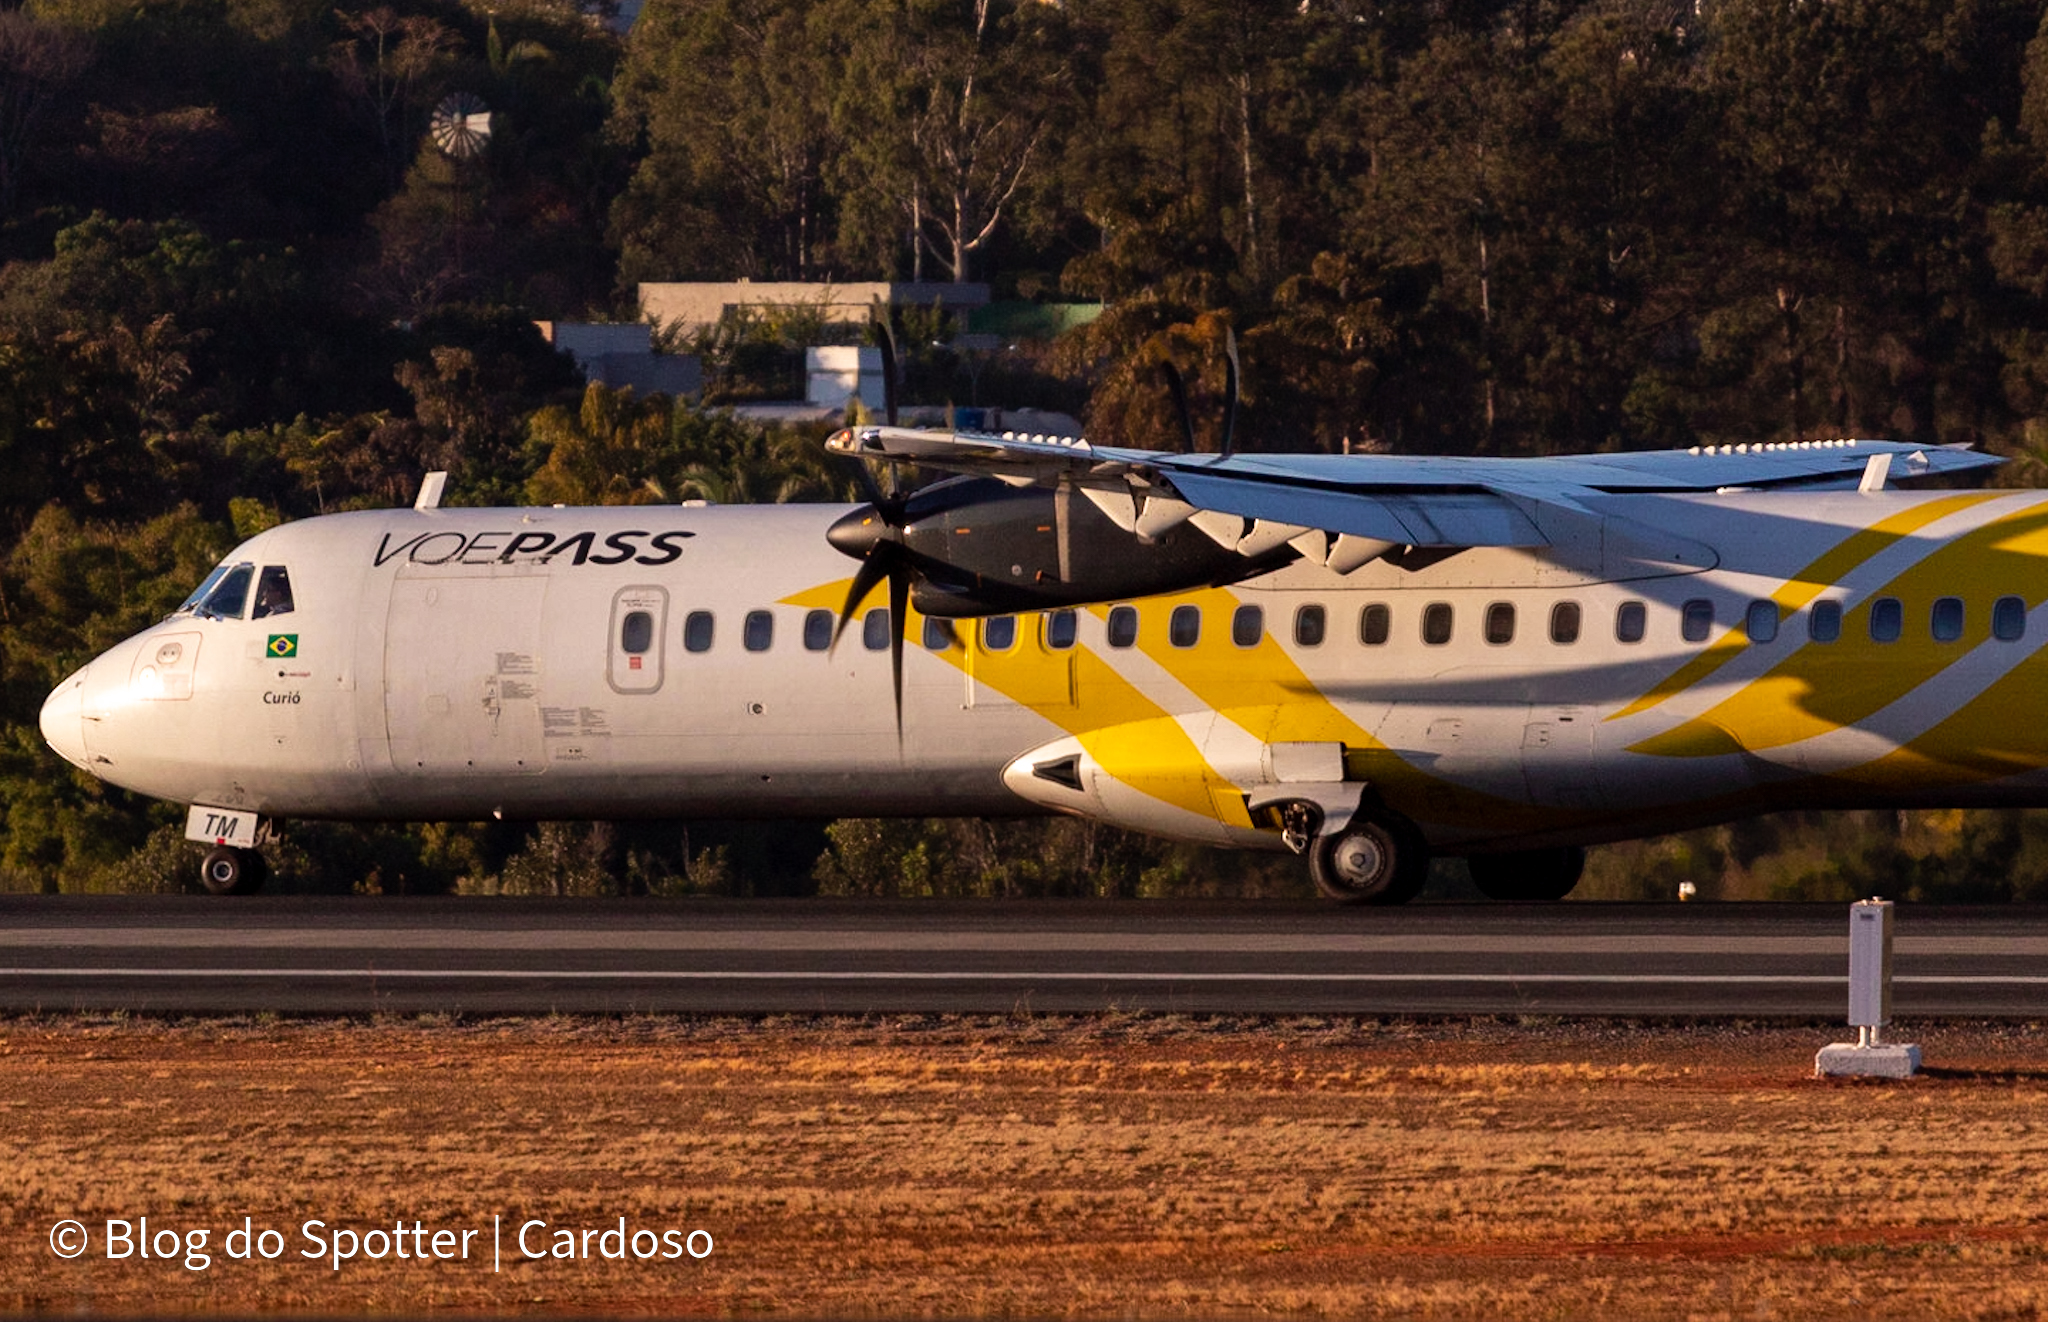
[1164,470,1545,547]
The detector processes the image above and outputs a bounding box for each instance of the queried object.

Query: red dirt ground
[3,1014,2045,1318]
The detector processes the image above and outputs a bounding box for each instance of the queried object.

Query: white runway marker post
[1816,898,1921,1078]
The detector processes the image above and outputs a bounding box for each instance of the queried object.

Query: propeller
[826,311,913,742]
[826,506,915,743]
[823,313,1247,742]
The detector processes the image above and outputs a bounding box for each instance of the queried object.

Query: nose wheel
[198,846,268,896]
[1307,811,1429,905]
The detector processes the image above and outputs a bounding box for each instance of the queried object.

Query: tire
[1309,813,1429,905]
[198,846,267,896]
[1466,846,1585,902]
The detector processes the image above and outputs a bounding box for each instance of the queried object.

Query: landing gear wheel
[1467,846,1585,902]
[198,846,267,896]
[1309,813,1429,906]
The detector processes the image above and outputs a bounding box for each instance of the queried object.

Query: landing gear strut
[198,846,268,896]
[1466,846,1585,902]
[1307,810,1430,906]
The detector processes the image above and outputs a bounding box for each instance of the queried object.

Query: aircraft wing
[826,427,2003,550]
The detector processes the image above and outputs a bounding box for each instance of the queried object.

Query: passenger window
[1550,601,1581,644]
[1422,602,1453,646]
[683,610,714,653]
[1930,597,1964,643]
[862,607,890,652]
[743,610,774,652]
[252,566,295,619]
[1745,600,1778,644]
[1107,605,1139,649]
[1681,599,1713,643]
[1615,600,1646,644]
[1361,603,1391,646]
[1295,604,1326,648]
[1993,595,2027,642]
[923,617,956,650]
[1045,609,1078,650]
[1169,604,1201,648]
[1484,602,1515,646]
[1870,597,1903,643]
[1232,604,1263,647]
[620,610,655,654]
[803,608,834,652]
[1809,600,1842,643]
[982,616,1017,652]
[199,563,254,619]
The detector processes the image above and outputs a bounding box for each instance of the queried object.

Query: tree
[832,0,1070,283]
[329,5,458,189]
[0,11,90,219]
[608,0,843,282]
[1707,0,2033,443]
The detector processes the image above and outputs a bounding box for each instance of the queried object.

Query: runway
[2,897,2044,1016]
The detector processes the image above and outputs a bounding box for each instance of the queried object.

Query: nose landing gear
[198,846,268,896]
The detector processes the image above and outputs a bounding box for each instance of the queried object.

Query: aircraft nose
[39,665,90,769]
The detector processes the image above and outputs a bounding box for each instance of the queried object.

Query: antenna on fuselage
[415,471,448,511]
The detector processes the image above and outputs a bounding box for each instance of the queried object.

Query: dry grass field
[3,1014,2047,1319]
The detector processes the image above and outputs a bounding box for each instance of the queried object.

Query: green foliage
[525,380,853,506]
[608,0,841,283]
[813,817,1311,900]
[492,821,620,896]
[1576,809,2048,904]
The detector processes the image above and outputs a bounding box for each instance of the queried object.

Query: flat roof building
[639,281,991,334]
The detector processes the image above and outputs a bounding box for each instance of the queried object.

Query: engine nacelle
[829,477,1285,619]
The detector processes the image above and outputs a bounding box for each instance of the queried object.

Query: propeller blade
[1160,362,1196,452]
[848,456,889,508]
[830,548,894,655]
[1220,325,1241,459]
[887,558,910,745]
[875,316,900,428]
[1053,475,1074,583]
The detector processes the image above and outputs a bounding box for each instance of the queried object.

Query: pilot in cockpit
[251,565,295,620]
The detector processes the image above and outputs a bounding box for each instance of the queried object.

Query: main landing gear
[198,845,268,896]
[1288,795,1586,905]
[1306,809,1431,906]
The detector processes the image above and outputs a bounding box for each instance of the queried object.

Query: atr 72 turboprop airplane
[34,420,2041,902]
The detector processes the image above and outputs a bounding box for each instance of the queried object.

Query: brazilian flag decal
[267,634,298,659]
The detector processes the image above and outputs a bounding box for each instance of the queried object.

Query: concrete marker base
[1815,1042,1921,1079]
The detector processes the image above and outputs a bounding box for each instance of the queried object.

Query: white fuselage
[40,486,2048,855]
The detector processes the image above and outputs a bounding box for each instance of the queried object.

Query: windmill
[430,92,492,159]
[428,93,492,283]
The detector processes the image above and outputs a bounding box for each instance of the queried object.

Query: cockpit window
[175,565,231,615]
[252,566,295,619]
[198,563,254,619]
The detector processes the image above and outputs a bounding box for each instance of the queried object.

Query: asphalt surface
[1,896,2044,1017]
